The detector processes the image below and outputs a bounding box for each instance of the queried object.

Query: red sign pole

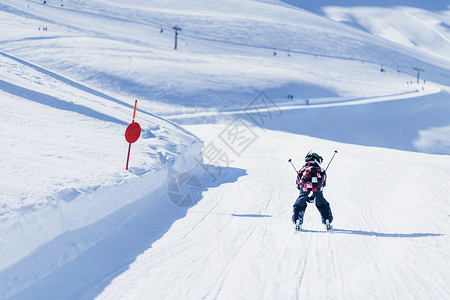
[125,100,141,170]
[126,143,132,170]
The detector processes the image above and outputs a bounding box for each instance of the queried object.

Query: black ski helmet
[305,152,323,163]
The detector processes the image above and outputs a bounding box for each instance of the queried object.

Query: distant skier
[292,152,333,230]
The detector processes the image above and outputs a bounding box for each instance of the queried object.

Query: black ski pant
[292,190,333,224]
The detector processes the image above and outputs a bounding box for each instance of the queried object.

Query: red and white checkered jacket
[296,162,327,192]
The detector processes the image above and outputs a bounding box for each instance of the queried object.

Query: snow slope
[315,3,450,63]
[284,0,450,50]
[0,0,449,299]
[3,0,450,114]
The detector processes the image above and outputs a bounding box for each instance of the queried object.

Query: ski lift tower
[413,67,424,84]
[173,26,182,50]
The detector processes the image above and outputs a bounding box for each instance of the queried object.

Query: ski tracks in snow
[5,119,446,299]
[153,124,448,300]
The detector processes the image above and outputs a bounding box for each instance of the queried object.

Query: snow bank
[0,51,203,273]
[0,138,201,271]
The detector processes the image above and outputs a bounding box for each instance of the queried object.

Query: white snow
[98,125,450,300]
[0,0,449,299]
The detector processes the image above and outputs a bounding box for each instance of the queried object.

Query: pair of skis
[294,219,332,232]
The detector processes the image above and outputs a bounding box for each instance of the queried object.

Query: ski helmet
[305,152,323,164]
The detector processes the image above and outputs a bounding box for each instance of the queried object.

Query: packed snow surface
[0,0,449,299]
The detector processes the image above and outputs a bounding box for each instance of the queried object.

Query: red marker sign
[125,122,141,144]
[125,100,141,170]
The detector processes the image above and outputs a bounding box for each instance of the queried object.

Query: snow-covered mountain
[0,0,449,299]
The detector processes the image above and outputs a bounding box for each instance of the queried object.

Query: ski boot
[293,208,305,231]
[295,210,305,231]
[325,219,332,231]
[295,219,302,231]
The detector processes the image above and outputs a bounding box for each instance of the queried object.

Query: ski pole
[325,149,338,171]
[288,158,298,173]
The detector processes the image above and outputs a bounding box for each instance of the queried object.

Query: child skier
[292,152,333,230]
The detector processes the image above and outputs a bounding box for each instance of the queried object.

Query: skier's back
[292,152,333,230]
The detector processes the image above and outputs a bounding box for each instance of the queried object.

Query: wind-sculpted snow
[282,0,450,12]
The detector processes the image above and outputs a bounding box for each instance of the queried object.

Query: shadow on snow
[245,91,450,155]
[231,214,272,218]
[300,228,443,238]
[0,78,127,126]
